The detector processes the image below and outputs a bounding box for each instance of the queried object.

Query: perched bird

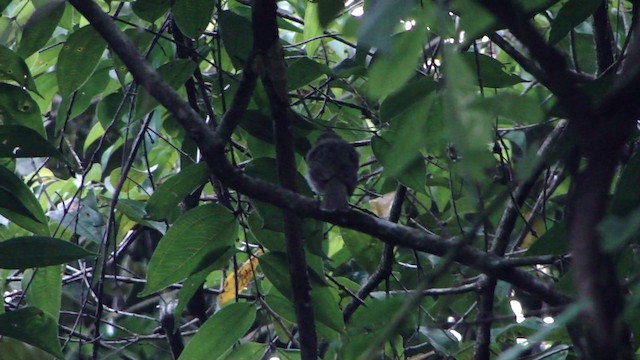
[306,131,359,212]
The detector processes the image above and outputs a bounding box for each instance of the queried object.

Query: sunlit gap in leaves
[345,0,364,17]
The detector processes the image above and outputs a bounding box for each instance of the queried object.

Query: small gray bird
[306,131,359,212]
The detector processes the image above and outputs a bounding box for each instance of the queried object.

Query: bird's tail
[321,178,350,212]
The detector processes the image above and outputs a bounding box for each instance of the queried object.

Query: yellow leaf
[218,249,264,306]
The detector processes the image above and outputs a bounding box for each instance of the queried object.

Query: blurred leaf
[141,204,237,296]
[0,307,64,359]
[380,78,438,121]
[358,0,415,53]
[56,25,107,97]
[0,125,60,158]
[303,2,322,57]
[0,165,48,235]
[368,28,425,100]
[317,0,344,29]
[172,0,215,39]
[56,66,110,133]
[0,45,39,94]
[549,0,601,44]
[599,207,640,253]
[340,228,383,274]
[459,52,523,88]
[0,84,46,136]
[146,163,209,220]
[26,266,62,319]
[134,59,196,118]
[178,302,256,360]
[0,237,94,269]
[219,10,253,68]
[526,223,567,256]
[132,0,172,22]
[17,1,66,58]
[611,151,640,216]
[287,57,332,91]
[222,342,266,360]
[260,251,293,299]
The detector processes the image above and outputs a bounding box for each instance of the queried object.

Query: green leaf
[260,251,293,299]
[0,165,49,235]
[172,0,215,39]
[311,286,344,333]
[459,52,523,88]
[17,1,66,58]
[134,59,196,118]
[287,57,332,91]
[611,151,640,216]
[219,10,253,68]
[380,78,439,121]
[303,2,323,57]
[132,0,172,22]
[178,302,256,360]
[0,236,94,269]
[56,66,110,133]
[26,266,62,319]
[526,223,567,256]
[548,0,601,45]
[358,0,415,53]
[173,246,235,323]
[0,125,61,158]
[222,342,267,360]
[146,163,210,220]
[0,84,46,136]
[56,25,107,97]
[339,228,383,274]
[115,199,167,234]
[317,0,343,29]
[0,45,39,94]
[367,28,425,100]
[141,204,237,295]
[0,307,64,359]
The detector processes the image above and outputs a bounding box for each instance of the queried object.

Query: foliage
[0,0,639,359]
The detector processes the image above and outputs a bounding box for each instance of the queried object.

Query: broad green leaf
[219,10,253,68]
[134,59,196,118]
[25,266,62,319]
[0,45,39,94]
[442,48,494,179]
[380,78,438,121]
[459,52,523,88]
[548,0,601,44]
[0,237,94,269]
[317,0,343,29]
[526,223,567,256]
[0,84,45,136]
[0,307,64,359]
[132,0,172,22]
[358,0,415,53]
[17,1,65,58]
[311,286,344,333]
[172,0,215,39]
[145,163,210,220]
[0,125,61,158]
[0,165,49,235]
[56,66,110,133]
[303,2,322,57]
[48,196,106,244]
[367,28,425,100]
[260,251,293,299]
[287,57,332,91]
[56,25,107,97]
[141,204,237,295]
[115,199,167,234]
[178,302,256,360]
[611,151,640,216]
[173,246,235,324]
[222,342,267,360]
[339,228,383,274]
